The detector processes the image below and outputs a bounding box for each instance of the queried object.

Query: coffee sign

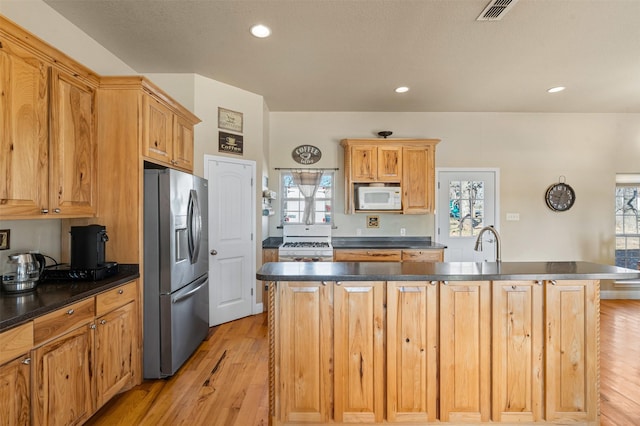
[292,145,322,165]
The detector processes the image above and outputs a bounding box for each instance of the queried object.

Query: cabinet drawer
[334,249,402,262]
[0,322,34,364]
[34,298,95,345]
[96,281,137,316]
[402,249,443,262]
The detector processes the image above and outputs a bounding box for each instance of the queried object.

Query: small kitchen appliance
[42,224,118,281]
[357,186,402,210]
[2,252,46,293]
[278,224,333,262]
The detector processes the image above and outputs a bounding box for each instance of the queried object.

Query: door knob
[210,249,218,256]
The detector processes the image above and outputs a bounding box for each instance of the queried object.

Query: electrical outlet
[400,228,406,236]
[356,228,362,236]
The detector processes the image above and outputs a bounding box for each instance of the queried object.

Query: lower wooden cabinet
[0,279,139,426]
[334,281,384,423]
[386,281,438,422]
[32,324,94,426]
[334,248,443,262]
[277,281,332,423]
[95,301,137,408]
[0,355,31,426]
[272,279,598,425]
[492,281,544,422]
[545,280,598,422]
[439,280,491,423]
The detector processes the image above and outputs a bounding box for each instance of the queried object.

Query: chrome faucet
[474,225,501,262]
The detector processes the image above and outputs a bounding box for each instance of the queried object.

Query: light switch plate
[506,212,520,221]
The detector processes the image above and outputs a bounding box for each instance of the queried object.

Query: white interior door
[436,169,499,262]
[205,155,256,326]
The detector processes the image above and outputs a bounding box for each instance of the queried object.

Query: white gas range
[278,224,333,262]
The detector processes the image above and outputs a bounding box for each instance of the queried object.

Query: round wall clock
[545,180,576,212]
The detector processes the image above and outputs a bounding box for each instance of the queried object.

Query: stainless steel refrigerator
[143,168,209,378]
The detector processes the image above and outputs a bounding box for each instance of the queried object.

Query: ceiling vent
[476,0,520,21]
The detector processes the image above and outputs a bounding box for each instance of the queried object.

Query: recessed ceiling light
[250,24,271,38]
[395,86,409,93]
[547,86,566,93]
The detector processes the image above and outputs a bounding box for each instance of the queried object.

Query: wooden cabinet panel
[350,145,377,181]
[0,43,49,217]
[32,324,94,426]
[387,281,438,422]
[49,69,97,216]
[95,301,136,408]
[334,249,401,262]
[402,145,434,214]
[33,298,94,346]
[492,281,543,422]
[0,322,33,365]
[377,146,402,181]
[143,94,173,164]
[96,281,137,316]
[545,279,598,422]
[401,249,443,262]
[277,281,332,423]
[0,355,31,426]
[173,114,194,171]
[334,281,384,423]
[440,281,491,422]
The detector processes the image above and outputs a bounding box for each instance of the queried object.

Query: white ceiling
[43,0,640,113]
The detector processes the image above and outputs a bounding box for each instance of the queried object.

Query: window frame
[279,170,334,226]
[615,174,640,285]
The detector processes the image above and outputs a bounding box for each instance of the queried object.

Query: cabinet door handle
[100,319,107,325]
[118,289,124,294]
[90,323,96,329]
[550,280,557,285]
[321,281,329,286]
[430,280,437,286]
[41,209,49,214]
[67,309,75,315]
[53,208,61,213]
[22,357,31,365]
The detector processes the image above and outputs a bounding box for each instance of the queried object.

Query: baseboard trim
[602,290,640,300]
[254,302,264,313]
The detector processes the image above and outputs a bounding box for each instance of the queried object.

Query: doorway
[436,168,500,262]
[204,155,256,326]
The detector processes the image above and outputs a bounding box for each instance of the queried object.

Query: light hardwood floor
[87,300,640,425]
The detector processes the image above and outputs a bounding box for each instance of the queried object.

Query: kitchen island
[257,261,640,425]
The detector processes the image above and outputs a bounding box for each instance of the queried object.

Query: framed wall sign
[292,145,322,165]
[218,107,243,133]
[218,131,244,155]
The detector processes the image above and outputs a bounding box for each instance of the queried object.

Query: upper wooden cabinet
[349,144,402,182]
[142,91,197,171]
[341,139,439,215]
[0,16,99,219]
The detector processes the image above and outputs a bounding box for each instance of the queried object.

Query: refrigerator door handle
[172,280,207,304]
[187,189,202,264]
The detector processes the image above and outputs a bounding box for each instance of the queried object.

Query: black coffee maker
[71,224,109,269]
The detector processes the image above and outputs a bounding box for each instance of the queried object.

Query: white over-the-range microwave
[357,186,402,210]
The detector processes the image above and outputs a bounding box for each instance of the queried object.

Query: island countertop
[257,260,640,282]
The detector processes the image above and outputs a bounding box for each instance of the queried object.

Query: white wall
[269,112,640,267]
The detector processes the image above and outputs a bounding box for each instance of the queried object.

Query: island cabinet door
[276,281,332,424]
[545,279,598,423]
[334,281,385,423]
[386,281,438,423]
[439,280,491,423]
[492,281,544,422]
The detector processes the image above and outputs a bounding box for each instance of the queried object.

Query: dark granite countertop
[0,264,139,332]
[256,261,640,282]
[262,236,446,250]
